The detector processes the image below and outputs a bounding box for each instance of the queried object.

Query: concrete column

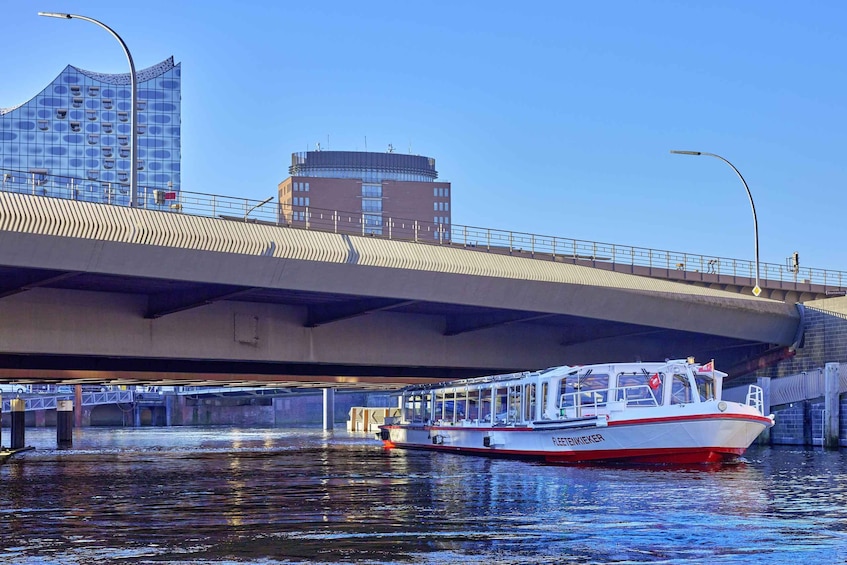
[165,395,174,427]
[57,400,73,449]
[74,385,83,428]
[322,388,336,431]
[133,404,141,427]
[756,377,772,445]
[10,398,25,450]
[824,362,840,449]
[35,409,46,427]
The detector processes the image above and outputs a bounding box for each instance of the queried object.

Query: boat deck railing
[2,166,846,292]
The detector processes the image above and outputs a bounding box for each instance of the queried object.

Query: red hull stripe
[382,412,772,433]
[386,443,747,464]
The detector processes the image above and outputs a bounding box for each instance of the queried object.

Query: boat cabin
[399,360,724,427]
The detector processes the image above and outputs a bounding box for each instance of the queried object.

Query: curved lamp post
[670,150,760,296]
[39,12,139,208]
[244,196,274,222]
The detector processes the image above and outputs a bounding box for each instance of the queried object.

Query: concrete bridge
[0,191,805,387]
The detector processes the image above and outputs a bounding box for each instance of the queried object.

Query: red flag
[648,373,661,390]
[698,361,714,373]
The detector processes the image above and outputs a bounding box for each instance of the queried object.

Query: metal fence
[2,165,845,289]
[724,364,847,406]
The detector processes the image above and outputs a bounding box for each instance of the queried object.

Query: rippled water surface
[1,427,846,564]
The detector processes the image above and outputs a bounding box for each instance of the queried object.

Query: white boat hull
[382,411,772,464]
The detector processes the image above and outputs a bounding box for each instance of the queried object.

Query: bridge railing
[1,166,845,291]
[1,390,135,412]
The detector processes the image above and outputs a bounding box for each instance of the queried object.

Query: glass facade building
[0,57,181,206]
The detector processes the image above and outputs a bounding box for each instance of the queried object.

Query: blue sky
[3,1,846,272]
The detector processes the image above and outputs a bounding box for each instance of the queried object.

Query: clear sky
[3,1,846,272]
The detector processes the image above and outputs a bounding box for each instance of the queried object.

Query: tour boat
[378,359,773,464]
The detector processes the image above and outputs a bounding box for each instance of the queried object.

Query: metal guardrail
[2,166,845,290]
[724,364,847,407]
[1,391,134,413]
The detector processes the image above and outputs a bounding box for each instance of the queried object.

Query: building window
[362,198,382,212]
[362,183,382,198]
[364,213,383,235]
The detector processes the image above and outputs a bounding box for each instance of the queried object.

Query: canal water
[1,427,846,564]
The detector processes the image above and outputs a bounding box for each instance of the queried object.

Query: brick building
[278,150,451,240]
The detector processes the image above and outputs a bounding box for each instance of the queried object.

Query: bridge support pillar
[74,385,83,428]
[165,395,173,426]
[756,377,772,445]
[10,398,25,450]
[57,400,73,449]
[322,388,336,431]
[824,363,840,449]
[133,404,141,427]
[35,409,46,427]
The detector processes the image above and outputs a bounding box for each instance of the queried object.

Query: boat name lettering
[552,434,605,447]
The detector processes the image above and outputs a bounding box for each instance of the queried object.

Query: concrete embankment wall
[769,396,847,447]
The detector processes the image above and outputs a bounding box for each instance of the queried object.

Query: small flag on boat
[698,361,714,373]
[648,373,661,390]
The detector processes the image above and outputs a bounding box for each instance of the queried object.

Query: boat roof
[402,359,724,392]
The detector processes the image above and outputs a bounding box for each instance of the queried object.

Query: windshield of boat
[616,372,663,406]
[670,372,695,404]
[694,374,715,401]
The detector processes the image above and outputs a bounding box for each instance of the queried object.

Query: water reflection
[1,428,846,564]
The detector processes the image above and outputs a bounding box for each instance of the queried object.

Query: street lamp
[244,196,274,222]
[670,150,761,296]
[39,12,139,208]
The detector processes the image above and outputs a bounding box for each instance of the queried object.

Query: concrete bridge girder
[0,193,803,383]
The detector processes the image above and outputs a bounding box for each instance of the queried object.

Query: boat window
[403,393,431,423]
[506,384,523,424]
[694,375,714,401]
[579,373,609,404]
[478,387,493,423]
[670,373,694,405]
[524,383,536,421]
[616,372,663,406]
[539,381,549,419]
[465,392,479,420]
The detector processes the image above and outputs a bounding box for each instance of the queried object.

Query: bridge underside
[0,264,785,387]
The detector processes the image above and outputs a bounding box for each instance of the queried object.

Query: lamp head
[670,150,702,156]
[38,12,73,19]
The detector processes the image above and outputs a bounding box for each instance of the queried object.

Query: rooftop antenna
[316,142,321,151]
[364,136,367,151]
[388,143,394,153]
